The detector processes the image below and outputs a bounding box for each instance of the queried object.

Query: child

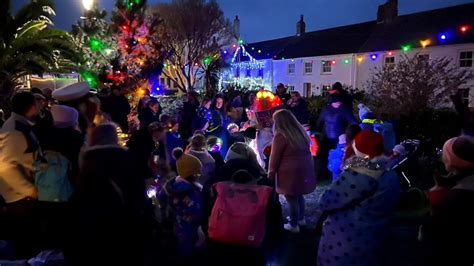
[165,148,203,257]
[187,134,216,182]
[328,134,347,182]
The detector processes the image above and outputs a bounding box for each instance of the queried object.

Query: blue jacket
[317,106,357,140]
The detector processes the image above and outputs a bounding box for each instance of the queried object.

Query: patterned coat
[317,156,400,266]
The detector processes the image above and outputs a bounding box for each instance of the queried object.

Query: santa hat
[443,136,474,173]
[51,105,79,129]
[52,82,91,102]
[352,130,384,159]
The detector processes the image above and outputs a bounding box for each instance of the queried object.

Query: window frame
[287,63,296,75]
[304,61,313,74]
[321,61,332,74]
[459,51,473,68]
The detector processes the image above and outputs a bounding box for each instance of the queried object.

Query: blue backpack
[361,119,396,151]
[35,150,73,202]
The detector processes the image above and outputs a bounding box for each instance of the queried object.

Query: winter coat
[127,128,166,179]
[268,133,316,196]
[138,107,161,129]
[423,174,474,265]
[108,95,131,132]
[40,127,85,182]
[166,131,184,169]
[317,106,357,140]
[180,101,199,140]
[317,156,400,266]
[69,145,146,265]
[209,151,225,169]
[187,149,216,182]
[328,143,345,182]
[164,176,202,256]
[0,113,39,203]
[288,99,309,125]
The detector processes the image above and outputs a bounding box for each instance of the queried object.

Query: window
[246,68,251,77]
[418,54,430,63]
[167,78,171,88]
[385,56,395,66]
[235,67,240,78]
[160,77,165,85]
[321,61,332,73]
[458,88,470,106]
[303,83,312,97]
[304,62,313,74]
[287,85,295,91]
[287,63,295,75]
[460,51,473,68]
[258,68,264,78]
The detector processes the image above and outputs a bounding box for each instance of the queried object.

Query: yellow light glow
[420,39,431,48]
[357,57,363,63]
[82,0,94,11]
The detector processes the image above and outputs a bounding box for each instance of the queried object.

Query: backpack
[208,181,273,248]
[35,150,73,202]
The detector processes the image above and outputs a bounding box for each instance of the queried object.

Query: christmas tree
[72,5,116,89]
[73,0,167,92]
[111,0,167,93]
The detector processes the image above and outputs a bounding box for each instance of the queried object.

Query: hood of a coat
[344,156,391,179]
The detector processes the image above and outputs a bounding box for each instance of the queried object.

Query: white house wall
[355,43,474,106]
[272,54,355,96]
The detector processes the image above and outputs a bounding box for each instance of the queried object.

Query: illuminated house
[225,1,474,105]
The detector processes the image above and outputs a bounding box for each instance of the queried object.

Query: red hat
[352,130,384,159]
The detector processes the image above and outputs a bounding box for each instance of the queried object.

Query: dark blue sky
[12,0,474,42]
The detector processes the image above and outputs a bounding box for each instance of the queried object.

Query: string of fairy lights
[223,24,472,68]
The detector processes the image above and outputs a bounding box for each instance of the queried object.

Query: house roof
[241,3,474,61]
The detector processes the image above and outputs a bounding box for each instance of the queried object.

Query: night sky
[12,0,474,42]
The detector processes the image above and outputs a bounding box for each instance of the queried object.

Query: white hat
[51,105,79,129]
[52,82,91,102]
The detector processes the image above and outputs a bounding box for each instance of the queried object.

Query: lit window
[460,51,473,68]
[321,61,332,73]
[235,67,240,78]
[258,68,263,78]
[288,63,295,75]
[304,62,313,74]
[246,68,251,77]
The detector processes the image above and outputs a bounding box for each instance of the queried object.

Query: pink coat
[268,133,316,196]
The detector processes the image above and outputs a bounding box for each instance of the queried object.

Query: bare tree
[154,0,232,92]
[366,54,473,117]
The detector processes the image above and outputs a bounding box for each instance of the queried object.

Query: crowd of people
[0,80,473,265]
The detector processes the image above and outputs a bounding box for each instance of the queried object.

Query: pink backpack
[208,181,273,248]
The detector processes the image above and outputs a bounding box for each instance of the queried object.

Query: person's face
[216,98,224,109]
[152,130,165,142]
[291,94,298,102]
[277,86,284,94]
[331,102,342,108]
[27,103,40,120]
[150,103,159,114]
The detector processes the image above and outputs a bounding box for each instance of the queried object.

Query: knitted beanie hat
[443,136,474,173]
[352,130,385,159]
[173,148,202,179]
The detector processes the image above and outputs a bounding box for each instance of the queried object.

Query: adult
[180,91,200,140]
[127,122,167,179]
[193,98,212,133]
[268,110,316,233]
[287,91,309,125]
[0,92,40,258]
[108,86,131,133]
[275,83,290,105]
[317,94,358,149]
[137,89,151,114]
[42,105,84,180]
[138,97,161,129]
[208,94,229,155]
[68,124,146,266]
[317,130,401,266]
[329,82,353,111]
[422,136,474,265]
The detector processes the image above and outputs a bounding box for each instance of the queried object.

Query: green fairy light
[81,72,98,88]
[402,44,412,53]
[203,56,212,66]
[89,38,105,52]
[343,59,350,64]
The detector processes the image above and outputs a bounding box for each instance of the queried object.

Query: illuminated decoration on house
[420,39,431,48]
[402,44,412,53]
[388,51,394,56]
[343,59,350,64]
[357,56,364,63]
[370,54,378,61]
[460,25,469,33]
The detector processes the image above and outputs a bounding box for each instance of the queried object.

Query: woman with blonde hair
[268,109,316,233]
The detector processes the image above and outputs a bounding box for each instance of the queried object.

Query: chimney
[297,15,306,36]
[377,0,398,24]
[234,16,240,39]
